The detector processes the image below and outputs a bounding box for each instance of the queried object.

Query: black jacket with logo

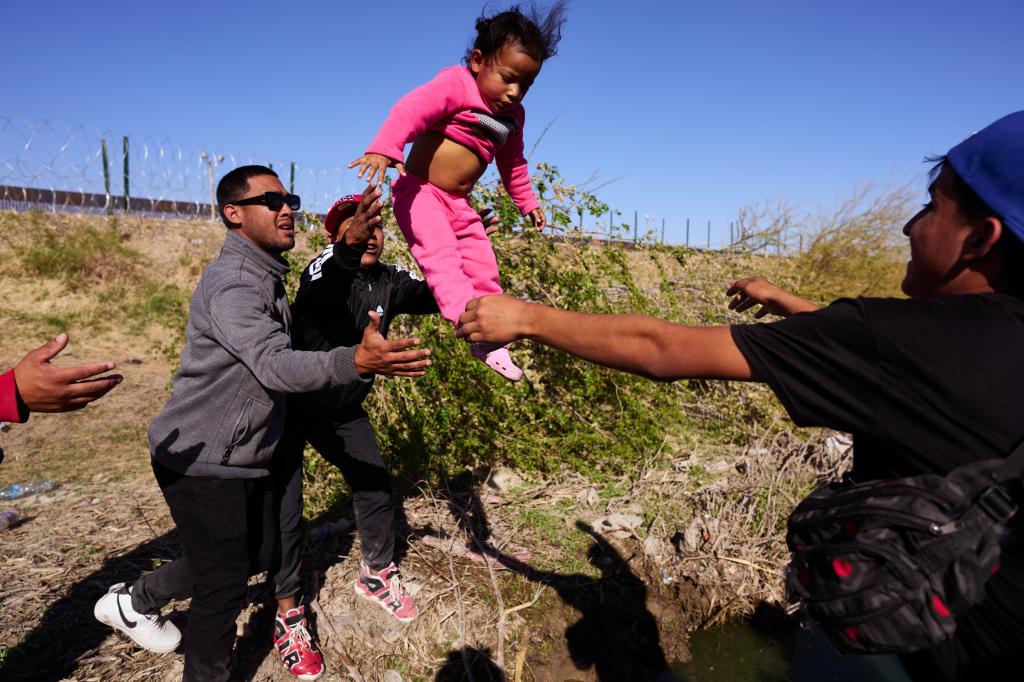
[290,240,438,421]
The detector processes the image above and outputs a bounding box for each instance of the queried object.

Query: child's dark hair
[216,164,279,228]
[465,1,568,64]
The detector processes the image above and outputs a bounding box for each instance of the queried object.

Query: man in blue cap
[456,110,1024,680]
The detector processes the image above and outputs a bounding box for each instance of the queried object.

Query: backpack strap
[1002,435,1024,478]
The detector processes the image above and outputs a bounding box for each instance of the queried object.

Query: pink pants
[391,174,503,326]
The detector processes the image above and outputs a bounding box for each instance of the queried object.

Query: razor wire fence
[0,115,363,222]
[0,115,788,251]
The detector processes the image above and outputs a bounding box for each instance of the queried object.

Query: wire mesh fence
[0,115,362,220]
[1,115,766,249]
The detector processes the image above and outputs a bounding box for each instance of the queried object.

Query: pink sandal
[471,344,523,382]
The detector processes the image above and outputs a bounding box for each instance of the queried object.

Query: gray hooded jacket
[148,230,364,478]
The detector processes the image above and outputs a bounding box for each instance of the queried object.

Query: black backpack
[785,440,1024,655]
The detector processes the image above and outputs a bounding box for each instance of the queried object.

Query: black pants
[275,409,396,594]
[131,458,300,682]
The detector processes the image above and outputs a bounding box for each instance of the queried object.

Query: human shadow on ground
[434,474,674,682]
[2,460,661,682]
[434,646,506,681]
[0,530,184,682]
[229,490,363,681]
[0,484,365,682]
[230,483,418,680]
[0,433,203,679]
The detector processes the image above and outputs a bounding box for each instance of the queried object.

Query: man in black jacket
[272,196,497,642]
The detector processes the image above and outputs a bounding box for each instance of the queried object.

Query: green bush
[365,166,738,482]
[355,170,913,484]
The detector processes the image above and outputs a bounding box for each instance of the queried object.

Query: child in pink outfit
[350,3,567,381]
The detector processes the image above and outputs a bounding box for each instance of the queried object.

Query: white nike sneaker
[93,582,181,653]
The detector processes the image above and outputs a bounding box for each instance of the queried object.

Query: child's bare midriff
[405,130,486,196]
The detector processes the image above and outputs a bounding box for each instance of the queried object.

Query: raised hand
[343,183,384,247]
[348,153,405,187]
[726,276,820,318]
[13,334,122,413]
[353,312,432,377]
[478,207,501,237]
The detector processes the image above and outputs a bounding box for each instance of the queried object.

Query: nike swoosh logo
[116,593,137,628]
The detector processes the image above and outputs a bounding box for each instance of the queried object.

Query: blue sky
[3,0,1023,244]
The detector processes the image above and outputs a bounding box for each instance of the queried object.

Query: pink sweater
[366,66,540,215]
[0,369,28,423]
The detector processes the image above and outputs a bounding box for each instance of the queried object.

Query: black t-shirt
[731,293,1024,664]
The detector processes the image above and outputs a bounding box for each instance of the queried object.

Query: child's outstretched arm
[726,276,820,318]
[351,68,469,186]
[349,154,404,187]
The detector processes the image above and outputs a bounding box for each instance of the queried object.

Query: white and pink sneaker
[354,562,419,623]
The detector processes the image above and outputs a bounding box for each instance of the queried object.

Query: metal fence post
[661,217,665,243]
[686,218,690,246]
[122,136,130,213]
[101,139,111,214]
[633,210,638,242]
[289,161,295,194]
[207,156,216,220]
[706,220,711,249]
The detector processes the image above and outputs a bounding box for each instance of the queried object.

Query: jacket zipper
[221,402,250,465]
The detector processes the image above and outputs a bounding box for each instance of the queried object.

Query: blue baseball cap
[947,110,1024,243]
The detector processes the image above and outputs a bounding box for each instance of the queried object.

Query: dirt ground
[0,211,833,681]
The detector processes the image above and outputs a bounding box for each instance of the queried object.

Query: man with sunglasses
[94,165,432,682]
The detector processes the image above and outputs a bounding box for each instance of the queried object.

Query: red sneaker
[354,562,419,622]
[273,605,325,681]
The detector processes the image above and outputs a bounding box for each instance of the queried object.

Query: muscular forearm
[777,292,821,317]
[518,305,755,381]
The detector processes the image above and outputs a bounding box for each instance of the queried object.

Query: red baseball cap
[323,195,361,239]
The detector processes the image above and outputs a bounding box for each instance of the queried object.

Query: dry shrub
[795,184,914,301]
[727,184,914,304]
[12,212,140,285]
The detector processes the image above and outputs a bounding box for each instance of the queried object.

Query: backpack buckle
[977,485,1017,522]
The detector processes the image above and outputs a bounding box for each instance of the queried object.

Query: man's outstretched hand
[478,207,501,237]
[354,312,433,377]
[343,183,383,247]
[456,295,532,347]
[726,276,820,318]
[13,334,122,413]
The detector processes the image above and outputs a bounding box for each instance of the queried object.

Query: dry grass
[0,208,891,681]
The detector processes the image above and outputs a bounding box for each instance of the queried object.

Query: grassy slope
[0,210,886,681]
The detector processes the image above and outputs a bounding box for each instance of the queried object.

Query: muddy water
[672,621,912,682]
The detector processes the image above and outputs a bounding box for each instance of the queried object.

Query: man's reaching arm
[457,295,756,382]
[3,334,121,421]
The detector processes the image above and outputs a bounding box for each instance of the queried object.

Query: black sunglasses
[231,191,301,211]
